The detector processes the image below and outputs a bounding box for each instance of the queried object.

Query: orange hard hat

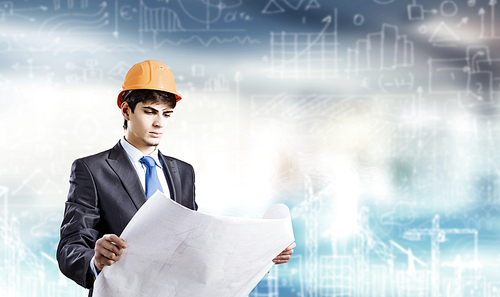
[117,60,182,108]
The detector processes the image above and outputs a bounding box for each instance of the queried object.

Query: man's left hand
[273,242,296,265]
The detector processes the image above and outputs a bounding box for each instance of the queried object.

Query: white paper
[93,191,294,297]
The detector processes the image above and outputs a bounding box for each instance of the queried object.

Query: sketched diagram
[389,240,430,297]
[65,59,103,83]
[138,0,184,34]
[269,12,339,79]
[138,0,257,48]
[407,0,438,21]
[408,0,500,43]
[262,0,321,14]
[347,24,414,76]
[427,21,461,46]
[38,1,114,35]
[0,1,48,23]
[478,0,500,39]
[403,215,479,297]
[0,187,46,297]
[380,202,417,226]
[250,93,352,125]
[429,45,500,108]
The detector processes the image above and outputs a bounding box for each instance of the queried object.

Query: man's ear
[121,102,131,120]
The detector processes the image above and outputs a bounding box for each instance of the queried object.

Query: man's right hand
[94,234,127,271]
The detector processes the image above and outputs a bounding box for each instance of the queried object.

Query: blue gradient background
[0,0,499,296]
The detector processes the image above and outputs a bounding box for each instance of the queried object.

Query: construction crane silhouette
[403,215,478,297]
[291,176,321,297]
[442,255,482,297]
[356,207,395,296]
[390,240,427,274]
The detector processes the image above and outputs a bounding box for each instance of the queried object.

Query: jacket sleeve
[189,163,197,211]
[177,160,197,211]
[57,158,100,289]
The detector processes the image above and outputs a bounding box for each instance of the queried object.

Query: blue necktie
[139,156,163,199]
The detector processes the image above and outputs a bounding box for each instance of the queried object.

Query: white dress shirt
[120,137,170,199]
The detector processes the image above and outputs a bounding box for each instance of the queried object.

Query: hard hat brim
[117,89,182,108]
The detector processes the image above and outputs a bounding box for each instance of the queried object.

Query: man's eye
[145,111,153,114]
[164,113,171,117]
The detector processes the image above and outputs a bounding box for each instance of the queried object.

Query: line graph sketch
[269,11,338,79]
[138,0,256,48]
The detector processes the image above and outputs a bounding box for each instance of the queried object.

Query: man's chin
[143,140,160,147]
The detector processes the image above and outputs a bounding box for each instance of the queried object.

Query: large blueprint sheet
[93,191,294,297]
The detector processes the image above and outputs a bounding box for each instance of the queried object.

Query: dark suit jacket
[57,141,197,294]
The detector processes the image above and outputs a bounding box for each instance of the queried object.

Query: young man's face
[122,101,173,155]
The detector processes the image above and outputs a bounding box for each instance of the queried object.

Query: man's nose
[153,115,165,127]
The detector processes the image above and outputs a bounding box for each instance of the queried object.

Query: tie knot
[140,156,157,169]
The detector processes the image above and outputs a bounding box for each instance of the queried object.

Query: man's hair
[122,89,177,129]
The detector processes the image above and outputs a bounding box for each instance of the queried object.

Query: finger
[99,239,124,256]
[280,249,294,255]
[97,245,122,261]
[273,243,295,264]
[95,244,121,267]
[273,256,291,264]
[273,253,292,262]
[96,239,121,259]
[99,234,126,256]
[277,243,296,256]
[104,234,127,249]
[95,235,125,265]
[96,254,119,265]
[273,259,290,264]
[274,253,292,260]
[282,242,296,251]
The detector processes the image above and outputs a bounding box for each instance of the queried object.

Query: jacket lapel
[158,152,179,203]
[106,142,147,210]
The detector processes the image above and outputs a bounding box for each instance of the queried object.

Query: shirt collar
[120,137,163,168]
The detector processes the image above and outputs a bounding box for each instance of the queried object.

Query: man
[57,60,295,295]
